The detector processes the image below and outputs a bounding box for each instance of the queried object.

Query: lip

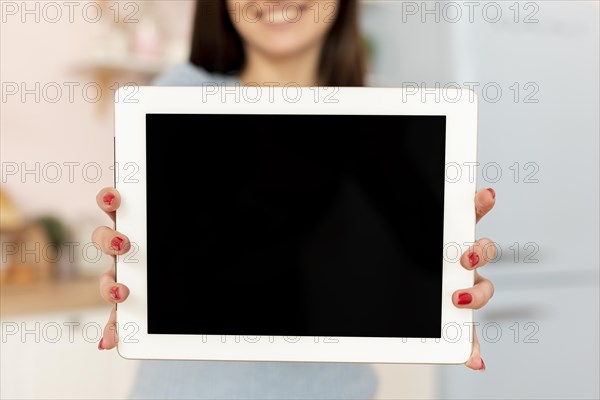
[259,1,309,27]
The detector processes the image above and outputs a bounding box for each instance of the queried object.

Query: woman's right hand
[92,187,131,350]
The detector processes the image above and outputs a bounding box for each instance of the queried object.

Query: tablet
[114,86,478,363]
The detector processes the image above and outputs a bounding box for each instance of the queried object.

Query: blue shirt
[128,63,378,400]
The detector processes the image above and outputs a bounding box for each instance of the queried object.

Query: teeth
[265,5,305,24]
[269,12,288,24]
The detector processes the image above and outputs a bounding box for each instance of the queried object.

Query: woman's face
[227,1,340,58]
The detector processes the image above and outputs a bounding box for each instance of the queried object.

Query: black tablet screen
[145,114,446,338]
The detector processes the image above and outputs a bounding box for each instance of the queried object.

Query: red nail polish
[103,193,115,205]
[458,292,472,305]
[486,188,496,199]
[468,252,480,267]
[480,358,486,371]
[111,237,124,251]
[111,286,121,301]
[98,339,104,350]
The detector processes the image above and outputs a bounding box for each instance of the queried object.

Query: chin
[253,38,316,59]
[246,23,327,58]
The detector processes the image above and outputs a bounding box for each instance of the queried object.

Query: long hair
[189,1,365,86]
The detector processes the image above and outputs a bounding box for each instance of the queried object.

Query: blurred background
[1,1,598,398]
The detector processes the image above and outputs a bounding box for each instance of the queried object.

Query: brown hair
[189,1,365,87]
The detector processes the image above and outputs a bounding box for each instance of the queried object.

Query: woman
[93,1,496,398]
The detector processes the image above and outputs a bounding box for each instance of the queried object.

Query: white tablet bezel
[115,86,477,364]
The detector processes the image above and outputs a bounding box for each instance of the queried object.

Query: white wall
[1,1,194,226]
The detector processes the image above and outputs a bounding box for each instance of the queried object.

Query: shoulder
[152,63,238,86]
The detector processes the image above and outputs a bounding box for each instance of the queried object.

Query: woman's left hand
[456,188,497,371]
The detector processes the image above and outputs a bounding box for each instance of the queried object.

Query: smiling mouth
[259,2,309,25]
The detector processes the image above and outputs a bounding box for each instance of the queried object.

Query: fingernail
[111,286,121,301]
[468,252,480,268]
[103,193,115,205]
[458,292,472,305]
[111,237,124,251]
[98,339,104,350]
[486,188,496,199]
[480,358,486,371]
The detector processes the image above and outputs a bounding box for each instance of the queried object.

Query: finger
[99,260,130,304]
[460,238,497,270]
[98,306,118,350]
[465,328,486,371]
[91,226,131,256]
[453,271,495,310]
[475,188,496,223]
[96,187,121,222]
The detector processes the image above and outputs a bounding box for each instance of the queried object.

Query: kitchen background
[1,1,598,398]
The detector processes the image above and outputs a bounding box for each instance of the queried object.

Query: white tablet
[114,86,478,364]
